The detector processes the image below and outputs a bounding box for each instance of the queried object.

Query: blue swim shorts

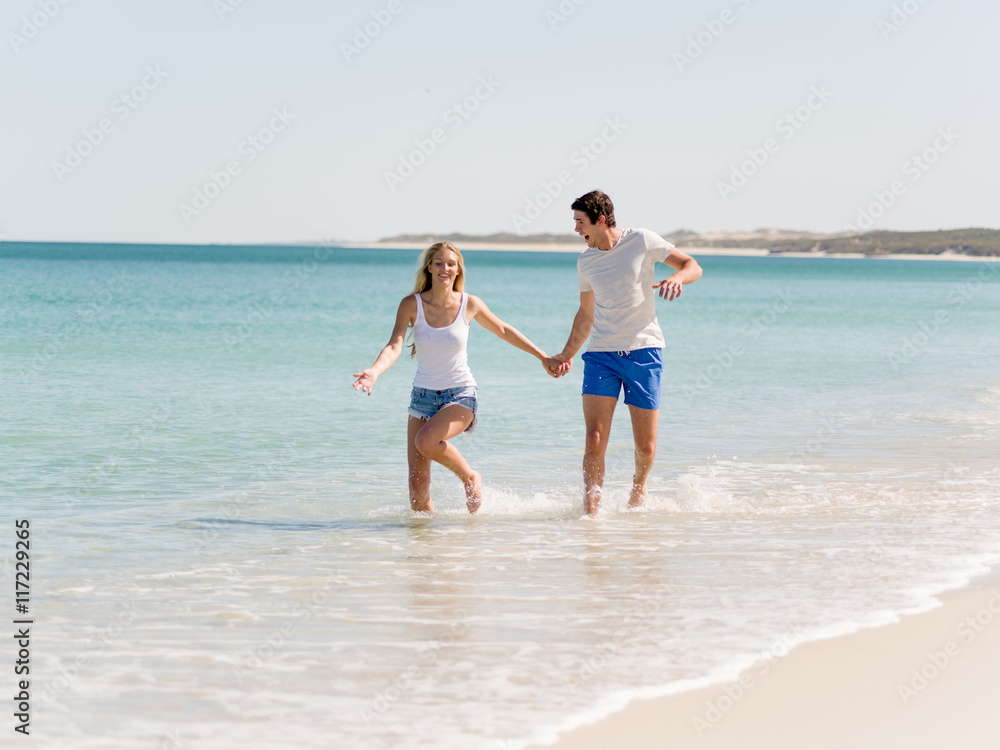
[408,386,478,431]
[581,348,663,410]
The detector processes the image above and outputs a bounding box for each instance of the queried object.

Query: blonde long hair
[411,242,465,294]
[408,242,466,358]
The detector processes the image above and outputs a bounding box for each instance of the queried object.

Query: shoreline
[358,242,1000,262]
[2,239,997,262]
[528,576,1000,749]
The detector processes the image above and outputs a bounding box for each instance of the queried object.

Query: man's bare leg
[413,405,482,513]
[582,394,618,514]
[627,404,659,508]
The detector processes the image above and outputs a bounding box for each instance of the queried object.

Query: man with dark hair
[544,190,702,514]
[570,189,618,228]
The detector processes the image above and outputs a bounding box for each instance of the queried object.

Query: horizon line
[3,225,999,248]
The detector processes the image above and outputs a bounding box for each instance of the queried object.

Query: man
[544,190,702,514]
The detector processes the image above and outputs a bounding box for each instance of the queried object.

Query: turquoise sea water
[2,242,999,749]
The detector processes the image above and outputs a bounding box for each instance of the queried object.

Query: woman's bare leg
[412,405,481,513]
[407,416,434,512]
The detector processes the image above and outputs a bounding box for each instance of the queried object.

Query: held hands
[543,354,572,379]
[653,275,683,301]
[352,369,378,395]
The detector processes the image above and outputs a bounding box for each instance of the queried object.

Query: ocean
[2,242,999,749]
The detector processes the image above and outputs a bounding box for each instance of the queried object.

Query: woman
[353,242,549,513]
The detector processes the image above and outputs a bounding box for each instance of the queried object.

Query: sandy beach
[531,580,1000,749]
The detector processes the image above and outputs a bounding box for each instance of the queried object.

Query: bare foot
[584,485,602,515]
[410,497,434,513]
[464,472,482,514]
[627,477,647,509]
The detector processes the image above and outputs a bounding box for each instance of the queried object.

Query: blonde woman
[353,243,550,513]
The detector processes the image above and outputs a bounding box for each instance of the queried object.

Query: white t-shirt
[577,227,675,352]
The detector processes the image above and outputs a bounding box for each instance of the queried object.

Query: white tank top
[412,292,477,389]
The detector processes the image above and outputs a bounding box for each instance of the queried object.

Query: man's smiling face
[573,210,603,248]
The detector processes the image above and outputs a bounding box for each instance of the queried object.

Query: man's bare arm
[653,248,702,301]
[543,291,595,376]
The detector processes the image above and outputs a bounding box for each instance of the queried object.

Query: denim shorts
[408,386,478,431]
[582,348,662,410]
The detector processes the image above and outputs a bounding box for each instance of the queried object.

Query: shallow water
[2,244,999,748]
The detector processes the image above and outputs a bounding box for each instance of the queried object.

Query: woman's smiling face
[429,248,461,287]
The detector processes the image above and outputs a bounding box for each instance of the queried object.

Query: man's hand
[653,275,683,301]
[543,354,572,378]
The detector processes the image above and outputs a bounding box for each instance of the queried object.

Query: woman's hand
[352,369,378,395]
[543,354,572,378]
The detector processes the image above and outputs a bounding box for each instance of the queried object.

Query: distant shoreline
[358,242,1000,262]
[374,226,1000,259]
[2,239,997,262]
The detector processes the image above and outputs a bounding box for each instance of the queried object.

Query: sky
[2,0,998,244]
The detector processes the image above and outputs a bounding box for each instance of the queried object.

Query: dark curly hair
[571,190,616,228]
